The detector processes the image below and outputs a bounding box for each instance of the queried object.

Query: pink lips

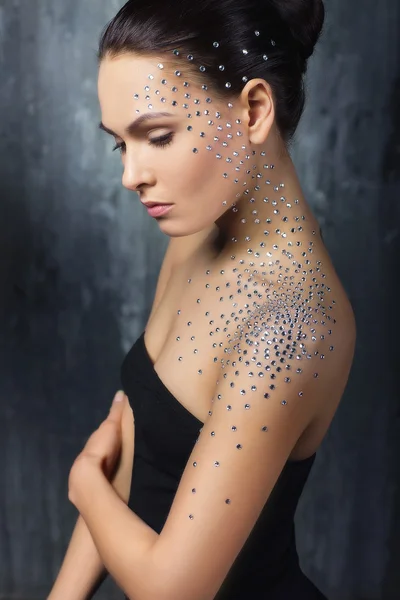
[145,204,173,218]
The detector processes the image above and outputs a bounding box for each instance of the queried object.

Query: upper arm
[149,296,347,600]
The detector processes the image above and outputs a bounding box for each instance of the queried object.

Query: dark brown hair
[98,0,325,142]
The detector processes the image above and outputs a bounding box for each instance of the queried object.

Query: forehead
[97,53,236,133]
[99,54,157,91]
[98,54,202,103]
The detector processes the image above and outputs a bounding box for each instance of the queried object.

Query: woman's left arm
[70,314,349,600]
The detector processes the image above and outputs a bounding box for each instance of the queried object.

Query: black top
[120,331,327,599]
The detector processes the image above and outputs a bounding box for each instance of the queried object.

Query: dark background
[0,1,399,598]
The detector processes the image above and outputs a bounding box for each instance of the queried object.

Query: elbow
[141,546,217,600]
[144,576,216,600]
[138,573,187,600]
[144,576,182,600]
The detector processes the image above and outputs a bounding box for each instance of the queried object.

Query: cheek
[192,144,246,210]
[171,135,238,199]
[154,125,247,214]
[153,136,212,192]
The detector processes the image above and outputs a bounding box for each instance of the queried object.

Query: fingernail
[113,391,125,403]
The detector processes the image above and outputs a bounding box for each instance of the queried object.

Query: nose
[122,154,155,192]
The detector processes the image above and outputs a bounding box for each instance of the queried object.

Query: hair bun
[269,0,325,60]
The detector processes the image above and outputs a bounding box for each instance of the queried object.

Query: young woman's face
[98,54,251,237]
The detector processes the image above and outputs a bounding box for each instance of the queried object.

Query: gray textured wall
[0,1,398,599]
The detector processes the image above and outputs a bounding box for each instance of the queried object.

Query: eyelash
[112,133,174,154]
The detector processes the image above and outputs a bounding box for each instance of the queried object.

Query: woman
[49,1,356,598]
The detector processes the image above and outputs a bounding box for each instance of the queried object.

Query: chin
[156,217,212,238]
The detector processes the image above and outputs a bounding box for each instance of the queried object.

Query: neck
[214,144,318,260]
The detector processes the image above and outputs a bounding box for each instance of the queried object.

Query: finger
[108,390,126,423]
[84,420,121,459]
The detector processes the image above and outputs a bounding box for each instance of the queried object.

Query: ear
[238,79,275,145]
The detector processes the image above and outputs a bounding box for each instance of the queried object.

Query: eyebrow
[98,112,175,137]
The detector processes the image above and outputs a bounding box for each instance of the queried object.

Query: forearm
[48,514,107,600]
[71,467,160,600]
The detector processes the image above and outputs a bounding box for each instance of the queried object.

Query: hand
[68,391,127,504]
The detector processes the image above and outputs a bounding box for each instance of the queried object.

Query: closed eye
[149,132,174,148]
[112,133,174,154]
